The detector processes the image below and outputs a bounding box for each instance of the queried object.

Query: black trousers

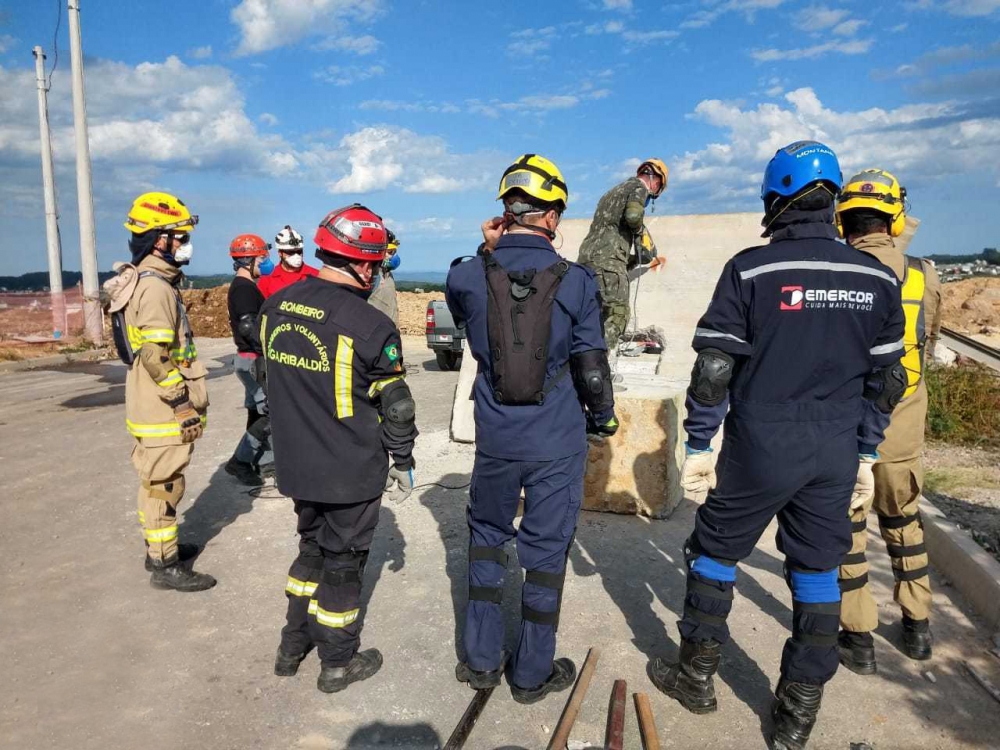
[280,497,381,667]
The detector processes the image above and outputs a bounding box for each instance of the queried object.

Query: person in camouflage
[578,159,668,350]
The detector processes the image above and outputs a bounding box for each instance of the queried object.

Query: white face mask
[284,252,304,269]
[173,242,194,264]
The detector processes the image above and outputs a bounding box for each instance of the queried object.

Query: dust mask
[173,241,194,265]
[284,253,304,270]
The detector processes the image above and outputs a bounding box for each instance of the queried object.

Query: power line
[46,0,62,91]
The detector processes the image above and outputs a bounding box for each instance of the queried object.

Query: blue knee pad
[788,568,840,604]
[691,555,737,583]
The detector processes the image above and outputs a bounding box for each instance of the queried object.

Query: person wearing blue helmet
[647,141,907,749]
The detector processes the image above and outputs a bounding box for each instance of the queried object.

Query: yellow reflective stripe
[286,577,318,598]
[127,325,144,351]
[157,369,182,388]
[307,599,360,629]
[335,335,354,418]
[137,510,146,525]
[368,376,403,399]
[901,264,927,399]
[126,415,207,438]
[140,328,175,343]
[143,525,178,543]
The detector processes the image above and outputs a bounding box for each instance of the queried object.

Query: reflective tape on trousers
[307,600,360,629]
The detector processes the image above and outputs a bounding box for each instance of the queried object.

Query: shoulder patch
[277,299,328,323]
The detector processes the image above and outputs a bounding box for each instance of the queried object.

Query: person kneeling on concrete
[262,204,418,694]
[224,234,275,486]
[446,154,617,704]
[648,142,906,750]
[835,169,941,672]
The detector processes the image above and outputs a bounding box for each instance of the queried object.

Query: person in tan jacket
[835,170,942,671]
[122,192,215,592]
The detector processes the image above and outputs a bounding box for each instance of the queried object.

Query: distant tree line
[925,248,1000,266]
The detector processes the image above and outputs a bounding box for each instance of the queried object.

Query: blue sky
[1,0,998,276]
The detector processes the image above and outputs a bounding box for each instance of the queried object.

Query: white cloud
[891,22,909,31]
[622,29,680,44]
[320,126,498,195]
[920,0,1000,16]
[0,34,17,54]
[259,112,279,126]
[832,19,867,35]
[361,84,610,118]
[385,216,460,237]
[314,64,385,86]
[752,38,873,61]
[188,45,213,59]
[318,34,381,55]
[231,0,383,56]
[682,0,788,29]
[603,0,633,9]
[507,27,558,57]
[793,6,850,30]
[359,99,462,113]
[671,87,1000,208]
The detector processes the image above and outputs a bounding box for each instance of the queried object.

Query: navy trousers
[681,403,857,685]
[464,449,585,689]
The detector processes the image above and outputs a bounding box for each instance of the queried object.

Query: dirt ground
[941,277,1000,344]
[3,336,1000,750]
[924,442,1000,563]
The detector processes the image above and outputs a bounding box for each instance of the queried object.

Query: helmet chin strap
[324,262,373,289]
[503,201,556,240]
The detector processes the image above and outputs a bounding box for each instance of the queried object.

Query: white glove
[850,454,878,512]
[385,464,415,504]
[681,445,716,494]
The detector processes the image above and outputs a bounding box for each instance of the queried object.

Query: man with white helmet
[258,225,319,298]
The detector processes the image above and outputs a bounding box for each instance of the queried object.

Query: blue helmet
[761,140,842,204]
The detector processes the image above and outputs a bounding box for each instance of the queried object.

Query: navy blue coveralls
[446,232,606,689]
[681,210,905,685]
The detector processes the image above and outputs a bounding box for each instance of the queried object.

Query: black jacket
[260,276,416,504]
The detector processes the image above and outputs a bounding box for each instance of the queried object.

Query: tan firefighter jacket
[853,233,942,462]
[123,255,209,446]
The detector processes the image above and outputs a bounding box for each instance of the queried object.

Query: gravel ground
[924,441,1000,562]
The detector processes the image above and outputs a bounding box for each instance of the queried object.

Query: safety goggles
[279,248,304,255]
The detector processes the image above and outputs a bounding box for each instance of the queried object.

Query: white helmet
[274,225,304,251]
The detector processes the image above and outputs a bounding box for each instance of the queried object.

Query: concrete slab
[2,336,999,749]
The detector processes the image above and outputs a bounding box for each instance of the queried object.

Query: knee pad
[522,569,567,631]
[468,546,508,605]
[789,568,840,648]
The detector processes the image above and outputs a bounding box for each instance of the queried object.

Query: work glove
[851,453,878,512]
[681,444,716,494]
[587,410,619,438]
[385,463,415,504]
[172,400,203,443]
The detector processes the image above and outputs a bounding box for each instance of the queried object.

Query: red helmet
[229,234,270,257]
[314,204,387,263]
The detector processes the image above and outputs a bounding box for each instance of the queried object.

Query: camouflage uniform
[577,176,656,347]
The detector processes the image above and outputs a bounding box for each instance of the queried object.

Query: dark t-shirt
[228,276,265,354]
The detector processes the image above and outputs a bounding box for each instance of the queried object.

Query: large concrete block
[583,390,686,519]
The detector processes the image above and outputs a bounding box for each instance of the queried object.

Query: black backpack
[484,253,570,405]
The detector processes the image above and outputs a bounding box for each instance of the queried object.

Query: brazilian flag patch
[384,344,401,363]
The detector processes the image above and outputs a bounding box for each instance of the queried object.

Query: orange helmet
[229,234,270,258]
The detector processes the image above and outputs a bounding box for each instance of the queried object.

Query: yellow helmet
[638,158,669,197]
[836,169,907,237]
[124,191,199,235]
[497,154,568,210]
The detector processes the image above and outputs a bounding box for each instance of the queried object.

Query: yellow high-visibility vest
[900,256,927,399]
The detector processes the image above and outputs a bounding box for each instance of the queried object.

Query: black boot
[144,542,199,572]
[274,646,310,677]
[456,660,503,690]
[648,638,722,714]
[317,649,383,693]
[510,658,576,705]
[901,616,932,661]
[837,630,876,675]
[771,678,823,750]
[225,456,263,487]
[149,558,216,592]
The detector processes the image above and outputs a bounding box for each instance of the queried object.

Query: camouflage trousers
[592,264,630,348]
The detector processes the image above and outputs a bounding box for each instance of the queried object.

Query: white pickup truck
[425,299,466,371]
